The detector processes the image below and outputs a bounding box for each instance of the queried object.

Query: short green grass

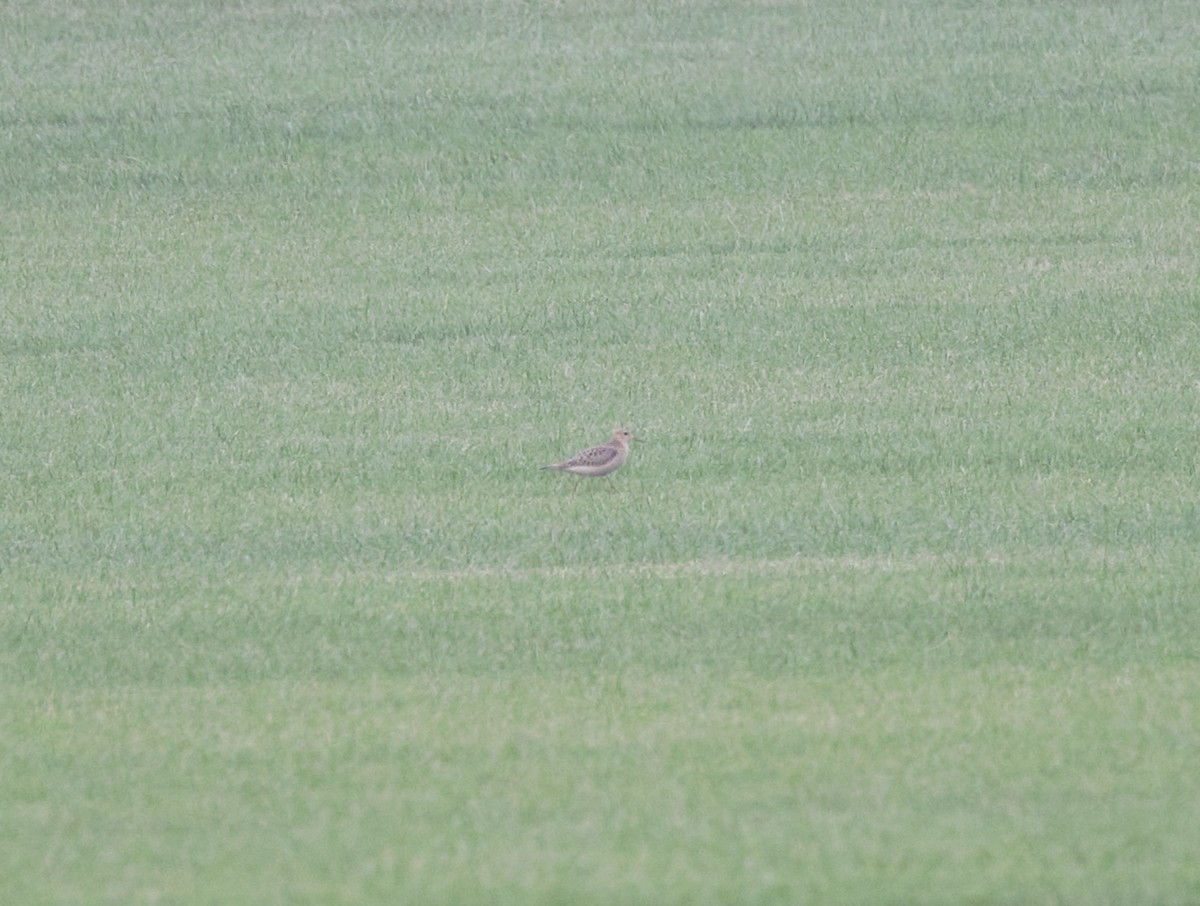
[3,0,1199,903]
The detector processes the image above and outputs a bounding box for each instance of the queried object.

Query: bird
[542,428,639,492]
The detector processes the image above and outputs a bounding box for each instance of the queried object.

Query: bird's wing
[570,443,618,467]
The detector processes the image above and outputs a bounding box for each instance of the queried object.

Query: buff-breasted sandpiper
[542,428,639,492]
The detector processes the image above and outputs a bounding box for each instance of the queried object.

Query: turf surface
[3,1,1199,903]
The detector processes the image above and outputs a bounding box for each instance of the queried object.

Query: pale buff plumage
[542,428,639,491]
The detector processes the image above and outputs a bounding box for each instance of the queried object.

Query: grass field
[3,0,1200,903]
